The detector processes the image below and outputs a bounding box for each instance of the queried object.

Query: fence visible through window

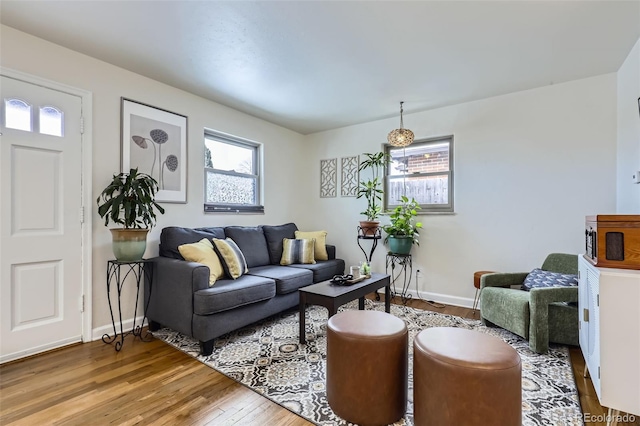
[385,136,454,213]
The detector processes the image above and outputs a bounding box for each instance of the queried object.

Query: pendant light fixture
[387,101,414,147]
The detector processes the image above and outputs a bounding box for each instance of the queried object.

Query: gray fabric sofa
[144,223,345,355]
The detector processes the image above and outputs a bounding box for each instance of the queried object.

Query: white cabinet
[578,255,640,417]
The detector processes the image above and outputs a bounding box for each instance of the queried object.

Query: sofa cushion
[521,268,578,291]
[262,223,298,264]
[289,258,345,282]
[177,238,225,286]
[224,226,271,268]
[280,238,316,265]
[194,275,276,315]
[212,238,249,279]
[160,226,225,259]
[295,230,328,260]
[248,265,313,294]
[195,227,227,239]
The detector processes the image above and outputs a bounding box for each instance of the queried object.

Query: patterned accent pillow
[294,230,328,260]
[212,238,249,279]
[522,268,578,291]
[178,238,225,286]
[280,238,316,266]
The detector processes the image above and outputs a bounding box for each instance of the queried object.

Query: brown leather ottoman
[326,310,408,426]
[413,327,521,426]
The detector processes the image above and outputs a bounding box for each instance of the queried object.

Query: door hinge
[80,117,84,134]
[597,294,599,306]
[583,308,589,322]
[80,295,85,312]
[598,366,600,379]
[79,206,85,223]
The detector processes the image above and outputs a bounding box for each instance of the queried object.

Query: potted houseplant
[382,195,423,255]
[356,151,390,236]
[97,168,165,261]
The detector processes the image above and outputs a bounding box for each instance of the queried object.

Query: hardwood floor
[1,296,638,425]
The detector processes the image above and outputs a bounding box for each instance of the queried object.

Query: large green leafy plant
[356,152,390,221]
[97,168,165,229]
[382,196,423,245]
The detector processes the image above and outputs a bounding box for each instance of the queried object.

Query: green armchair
[479,253,579,354]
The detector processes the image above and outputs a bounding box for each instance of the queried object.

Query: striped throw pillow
[212,238,249,279]
[280,238,316,265]
[294,230,328,260]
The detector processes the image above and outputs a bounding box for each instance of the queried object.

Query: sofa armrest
[144,256,210,337]
[481,272,528,289]
[326,245,336,260]
[528,286,578,353]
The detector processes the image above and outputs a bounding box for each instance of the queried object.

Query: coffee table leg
[359,296,365,310]
[299,294,306,344]
[328,304,337,317]
[385,284,391,313]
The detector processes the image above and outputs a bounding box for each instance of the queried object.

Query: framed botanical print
[121,98,188,203]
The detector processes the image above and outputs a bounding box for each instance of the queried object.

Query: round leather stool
[326,310,408,426]
[473,270,495,312]
[413,327,521,426]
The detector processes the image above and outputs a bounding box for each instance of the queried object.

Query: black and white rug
[153,300,583,425]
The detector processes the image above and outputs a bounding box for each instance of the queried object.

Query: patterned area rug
[153,300,583,425]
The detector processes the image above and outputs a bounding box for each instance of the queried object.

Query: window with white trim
[204,130,263,213]
[384,136,454,213]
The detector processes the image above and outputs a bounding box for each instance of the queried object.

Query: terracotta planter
[359,221,380,237]
[110,228,149,261]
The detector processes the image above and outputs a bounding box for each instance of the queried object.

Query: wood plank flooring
[1,296,638,425]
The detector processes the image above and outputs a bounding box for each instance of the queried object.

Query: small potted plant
[382,196,423,255]
[356,152,390,236]
[97,168,165,261]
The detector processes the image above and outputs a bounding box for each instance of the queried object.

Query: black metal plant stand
[358,226,383,300]
[103,259,153,351]
[386,253,412,305]
[357,225,381,263]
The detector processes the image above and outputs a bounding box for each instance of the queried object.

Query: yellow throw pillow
[280,238,316,265]
[178,238,225,286]
[295,230,328,260]
[212,237,249,280]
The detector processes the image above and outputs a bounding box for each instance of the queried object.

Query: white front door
[0,75,84,362]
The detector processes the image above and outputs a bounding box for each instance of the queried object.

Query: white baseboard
[1,336,82,364]
[389,288,476,309]
[91,315,147,341]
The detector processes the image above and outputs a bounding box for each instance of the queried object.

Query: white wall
[305,75,618,306]
[1,25,307,332]
[616,37,640,213]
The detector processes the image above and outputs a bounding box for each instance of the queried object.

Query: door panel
[1,75,83,362]
[12,146,61,233]
[12,260,61,329]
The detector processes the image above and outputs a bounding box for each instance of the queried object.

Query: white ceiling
[2,1,639,135]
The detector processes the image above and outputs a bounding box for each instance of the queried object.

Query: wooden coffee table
[298,272,391,343]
